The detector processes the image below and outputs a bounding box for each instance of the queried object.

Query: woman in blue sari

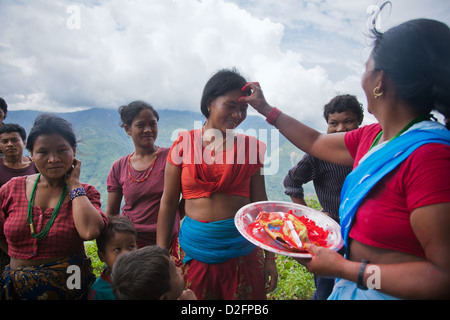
[241,17,450,299]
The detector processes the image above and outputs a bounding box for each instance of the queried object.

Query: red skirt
[183,248,266,300]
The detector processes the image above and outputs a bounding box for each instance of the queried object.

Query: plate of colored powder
[235,201,344,258]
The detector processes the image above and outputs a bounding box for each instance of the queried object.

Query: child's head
[323,94,364,134]
[110,245,185,300]
[96,216,137,269]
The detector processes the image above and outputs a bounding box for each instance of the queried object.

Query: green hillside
[7,108,313,208]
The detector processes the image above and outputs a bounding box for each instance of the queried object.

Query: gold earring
[373,86,383,99]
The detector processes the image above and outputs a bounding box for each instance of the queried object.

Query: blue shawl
[179,216,256,264]
[339,121,450,254]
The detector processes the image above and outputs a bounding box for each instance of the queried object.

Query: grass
[84,240,104,277]
[85,196,322,300]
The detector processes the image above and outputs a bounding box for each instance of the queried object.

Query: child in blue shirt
[88,216,137,300]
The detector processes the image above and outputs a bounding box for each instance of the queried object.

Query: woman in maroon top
[106,101,182,265]
[0,114,107,300]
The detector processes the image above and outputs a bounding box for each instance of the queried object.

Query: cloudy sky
[1,0,449,131]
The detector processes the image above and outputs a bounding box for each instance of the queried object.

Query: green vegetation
[84,240,104,277]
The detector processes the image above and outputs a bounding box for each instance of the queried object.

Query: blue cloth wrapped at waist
[179,216,256,264]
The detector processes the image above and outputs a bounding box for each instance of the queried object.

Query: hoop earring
[373,87,383,99]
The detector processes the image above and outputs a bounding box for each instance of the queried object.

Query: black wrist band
[357,259,369,290]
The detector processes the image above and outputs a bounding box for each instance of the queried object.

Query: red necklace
[127,148,159,183]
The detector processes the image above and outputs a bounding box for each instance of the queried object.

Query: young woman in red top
[157,69,278,300]
[0,114,107,300]
[241,17,450,299]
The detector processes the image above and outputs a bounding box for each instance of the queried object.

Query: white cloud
[1,0,449,131]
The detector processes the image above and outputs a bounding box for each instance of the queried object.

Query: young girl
[88,216,137,300]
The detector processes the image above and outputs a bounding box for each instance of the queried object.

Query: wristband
[357,259,369,290]
[69,187,87,200]
[266,107,281,126]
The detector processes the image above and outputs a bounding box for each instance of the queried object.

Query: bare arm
[290,196,308,206]
[250,171,278,293]
[105,191,122,219]
[240,82,353,166]
[156,162,182,249]
[67,159,106,240]
[249,170,268,203]
[357,203,450,299]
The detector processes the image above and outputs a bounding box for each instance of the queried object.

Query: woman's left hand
[264,259,278,293]
[65,158,82,189]
[294,243,346,277]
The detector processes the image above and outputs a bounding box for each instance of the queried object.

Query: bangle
[265,256,277,261]
[266,107,281,126]
[357,259,369,290]
[69,187,87,200]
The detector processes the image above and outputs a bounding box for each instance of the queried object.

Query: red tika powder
[294,211,330,248]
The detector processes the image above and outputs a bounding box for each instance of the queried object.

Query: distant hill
[7,108,313,207]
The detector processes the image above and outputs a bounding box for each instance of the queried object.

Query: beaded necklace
[369,115,428,151]
[127,147,159,182]
[26,173,67,240]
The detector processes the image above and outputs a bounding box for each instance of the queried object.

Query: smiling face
[206,88,248,133]
[125,108,159,149]
[30,133,75,180]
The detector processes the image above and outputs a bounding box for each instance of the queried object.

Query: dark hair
[96,216,136,253]
[200,68,249,118]
[0,98,7,118]
[26,114,77,152]
[0,123,27,141]
[118,101,159,128]
[323,94,364,124]
[369,14,450,128]
[111,245,171,300]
